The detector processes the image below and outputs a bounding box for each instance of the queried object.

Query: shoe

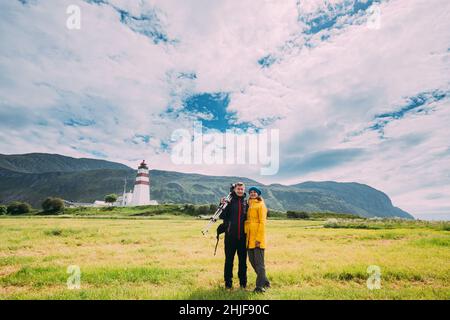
[253,287,265,293]
[225,283,232,290]
[264,281,271,289]
[240,284,247,290]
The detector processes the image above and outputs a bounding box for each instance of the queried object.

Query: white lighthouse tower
[130,160,151,206]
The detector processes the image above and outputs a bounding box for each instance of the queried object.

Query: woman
[245,186,270,293]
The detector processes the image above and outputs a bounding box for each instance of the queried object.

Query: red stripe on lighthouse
[137,173,149,177]
[134,181,149,185]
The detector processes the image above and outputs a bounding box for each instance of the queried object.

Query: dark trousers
[224,235,247,287]
[248,248,269,289]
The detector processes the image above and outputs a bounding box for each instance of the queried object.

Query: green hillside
[0,153,131,173]
[0,153,413,219]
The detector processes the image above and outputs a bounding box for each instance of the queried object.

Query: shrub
[182,204,196,216]
[45,228,63,236]
[324,218,339,228]
[100,206,116,211]
[197,205,210,216]
[105,194,118,204]
[42,197,65,214]
[267,210,286,218]
[0,205,6,215]
[209,204,217,214]
[287,211,310,219]
[7,201,32,215]
[310,212,360,219]
[182,204,220,217]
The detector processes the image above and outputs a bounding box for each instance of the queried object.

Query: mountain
[291,181,412,219]
[0,153,414,219]
[0,153,131,173]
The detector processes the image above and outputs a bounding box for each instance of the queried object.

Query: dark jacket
[219,191,248,241]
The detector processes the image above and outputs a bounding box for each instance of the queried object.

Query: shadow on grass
[187,287,253,300]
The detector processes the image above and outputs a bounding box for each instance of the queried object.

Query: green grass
[324,219,450,231]
[63,204,186,217]
[0,216,449,300]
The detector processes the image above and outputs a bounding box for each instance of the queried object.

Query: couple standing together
[219,182,270,293]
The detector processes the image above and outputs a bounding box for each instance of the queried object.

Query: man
[219,182,248,289]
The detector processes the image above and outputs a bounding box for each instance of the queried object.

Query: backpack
[214,222,228,255]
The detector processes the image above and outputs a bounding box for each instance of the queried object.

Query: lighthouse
[130,160,151,206]
[91,160,157,207]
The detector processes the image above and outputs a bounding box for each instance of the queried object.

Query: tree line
[0,194,120,215]
[0,197,65,215]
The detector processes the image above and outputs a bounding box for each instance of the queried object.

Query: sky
[0,0,449,219]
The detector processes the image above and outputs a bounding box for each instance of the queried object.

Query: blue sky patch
[132,134,151,144]
[300,0,379,35]
[354,89,449,138]
[259,1,381,69]
[258,54,277,68]
[70,146,107,158]
[85,0,176,45]
[184,93,254,131]
[64,118,96,127]
[163,92,256,132]
[177,72,197,80]
[376,90,447,120]
[118,10,173,44]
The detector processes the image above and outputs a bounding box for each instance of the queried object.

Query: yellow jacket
[244,198,267,249]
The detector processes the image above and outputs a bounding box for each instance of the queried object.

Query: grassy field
[0,214,449,300]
